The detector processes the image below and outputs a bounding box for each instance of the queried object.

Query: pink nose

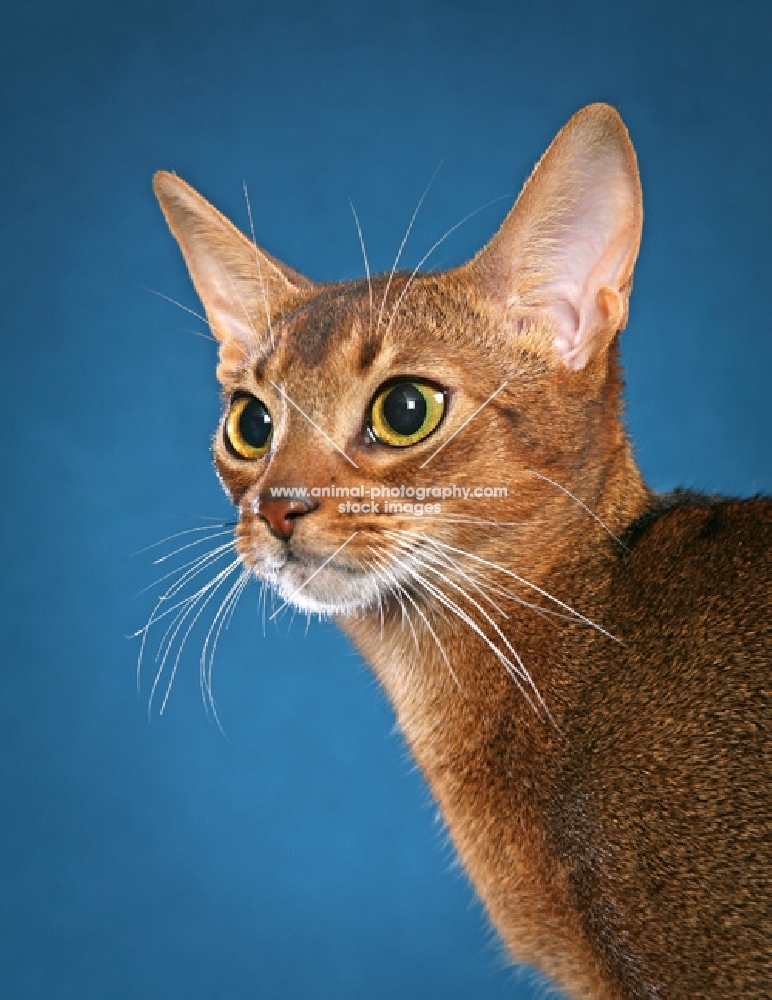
[256,498,315,539]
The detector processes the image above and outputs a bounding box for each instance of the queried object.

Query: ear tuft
[468,103,643,370]
[153,172,314,378]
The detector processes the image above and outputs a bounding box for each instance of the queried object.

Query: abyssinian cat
[152,104,770,999]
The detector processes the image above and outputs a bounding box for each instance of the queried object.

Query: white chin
[266,563,382,617]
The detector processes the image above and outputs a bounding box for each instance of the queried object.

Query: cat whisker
[226,574,250,631]
[361,554,398,644]
[243,181,275,349]
[387,532,505,616]
[259,579,268,638]
[144,581,228,685]
[416,533,509,619]
[387,529,576,624]
[383,538,538,710]
[131,522,233,557]
[149,528,236,566]
[348,199,374,339]
[135,538,237,698]
[135,569,233,702]
[386,535,548,717]
[361,554,387,638]
[374,543,454,630]
[149,541,236,605]
[390,529,621,644]
[200,567,251,727]
[139,285,215,339]
[453,572,577,625]
[376,162,443,337]
[383,194,510,341]
[174,324,220,342]
[364,550,407,632]
[153,557,243,717]
[367,544,458,690]
[151,560,239,671]
[408,516,553,528]
[138,539,236,597]
[527,470,628,551]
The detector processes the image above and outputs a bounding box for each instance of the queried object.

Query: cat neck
[337,526,623,996]
[340,407,649,754]
[337,436,649,998]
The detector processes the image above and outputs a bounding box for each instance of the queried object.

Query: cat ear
[468,103,643,370]
[153,172,314,376]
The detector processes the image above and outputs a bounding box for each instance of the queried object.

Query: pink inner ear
[470,105,642,371]
[207,285,264,350]
[542,214,636,369]
[530,174,639,369]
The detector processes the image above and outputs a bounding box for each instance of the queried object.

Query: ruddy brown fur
[153,104,770,999]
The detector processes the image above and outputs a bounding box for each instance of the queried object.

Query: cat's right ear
[153,172,314,380]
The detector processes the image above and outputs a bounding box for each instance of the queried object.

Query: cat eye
[369,380,446,447]
[224,394,273,459]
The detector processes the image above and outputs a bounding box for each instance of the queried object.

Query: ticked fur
[151,105,771,999]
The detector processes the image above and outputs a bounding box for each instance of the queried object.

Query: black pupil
[382,383,427,436]
[238,397,272,448]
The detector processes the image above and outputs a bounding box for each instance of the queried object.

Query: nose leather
[256,497,315,539]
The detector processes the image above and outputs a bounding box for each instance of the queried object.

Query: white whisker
[376,162,443,336]
[383,194,510,340]
[150,529,235,566]
[139,285,215,338]
[391,539,547,717]
[243,181,275,349]
[200,568,251,728]
[155,542,236,603]
[155,557,243,716]
[349,199,373,338]
[390,530,621,644]
[367,544,459,690]
[134,541,237,692]
[387,529,572,622]
[403,555,543,717]
[528,470,627,550]
[259,579,268,638]
[140,540,236,596]
[417,533,509,619]
[132,523,232,557]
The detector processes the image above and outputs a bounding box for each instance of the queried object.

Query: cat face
[209,273,564,615]
[155,103,643,618]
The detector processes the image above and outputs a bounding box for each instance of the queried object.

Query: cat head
[154,103,642,617]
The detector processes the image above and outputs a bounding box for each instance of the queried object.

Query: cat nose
[256,497,316,540]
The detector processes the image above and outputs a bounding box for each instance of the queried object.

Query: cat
[152,103,770,999]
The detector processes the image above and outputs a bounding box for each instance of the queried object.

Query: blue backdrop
[2,2,771,998]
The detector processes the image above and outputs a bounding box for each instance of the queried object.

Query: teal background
[2,2,771,998]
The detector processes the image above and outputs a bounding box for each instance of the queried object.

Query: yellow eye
[224,394,273,459]
[369,380,446,447]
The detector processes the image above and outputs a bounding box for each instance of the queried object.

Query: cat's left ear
[153,172,314,378]
[465,103,643,370]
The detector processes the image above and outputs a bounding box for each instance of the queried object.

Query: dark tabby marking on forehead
[278,281,372,368]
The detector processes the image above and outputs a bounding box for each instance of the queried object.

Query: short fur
[153,104,770,999]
